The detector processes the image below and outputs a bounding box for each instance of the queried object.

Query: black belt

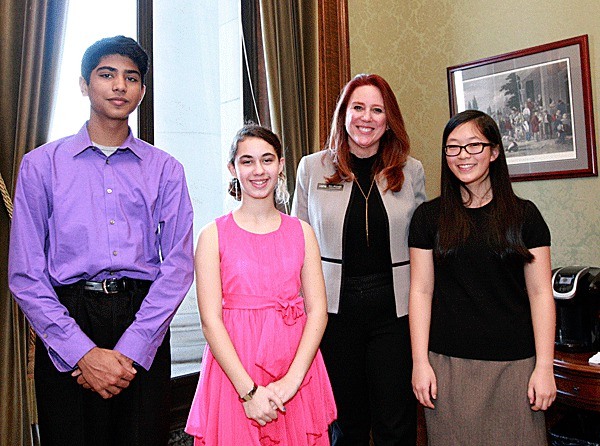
[74,278,151,294]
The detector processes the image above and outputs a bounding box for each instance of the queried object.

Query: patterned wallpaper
[348,0,600,268]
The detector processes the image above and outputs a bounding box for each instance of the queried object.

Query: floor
[168,404,600,445]
[168,428,193,446]
[169,407,427,446]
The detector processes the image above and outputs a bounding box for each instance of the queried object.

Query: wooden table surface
[554,349,600,412]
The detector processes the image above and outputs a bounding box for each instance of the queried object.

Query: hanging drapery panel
[258,0,350,198]
[0,1,68,445]
[259,0,319,199]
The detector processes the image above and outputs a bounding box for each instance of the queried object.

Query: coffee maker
[552,266,600,352]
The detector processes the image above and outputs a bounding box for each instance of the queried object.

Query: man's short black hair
[81,35,149,84]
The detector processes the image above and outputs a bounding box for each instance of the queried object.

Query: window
[49,0,138,140]
[49,0,350,380]
[152,0,243,376]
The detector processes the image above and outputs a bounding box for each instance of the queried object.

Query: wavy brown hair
[323,74,410,192]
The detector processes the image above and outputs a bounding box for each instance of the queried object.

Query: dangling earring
[234,178,240,201]
[228,177,241,201]
[275,173,290,211]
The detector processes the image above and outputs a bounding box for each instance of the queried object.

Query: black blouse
[343,153,392,278]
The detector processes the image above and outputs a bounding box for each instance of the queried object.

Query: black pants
[321,273,416,446]
[35,282,171,446]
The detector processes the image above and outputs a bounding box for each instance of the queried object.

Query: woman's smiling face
[445,120,499,192]
[345,85,387,158]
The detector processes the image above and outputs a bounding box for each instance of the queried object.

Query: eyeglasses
[443,142,494,157]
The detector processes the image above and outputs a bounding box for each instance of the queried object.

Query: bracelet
[239,382,258,403]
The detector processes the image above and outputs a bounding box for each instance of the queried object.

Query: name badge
[317,183,344,191]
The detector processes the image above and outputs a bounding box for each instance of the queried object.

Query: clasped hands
[243,376,300,426]
[71,347,137,399]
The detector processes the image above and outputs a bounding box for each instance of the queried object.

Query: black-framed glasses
[443,142,493,157]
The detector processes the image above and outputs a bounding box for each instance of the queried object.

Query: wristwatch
[239,382,258,403]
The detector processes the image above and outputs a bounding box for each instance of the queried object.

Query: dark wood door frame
[319,0,351,147]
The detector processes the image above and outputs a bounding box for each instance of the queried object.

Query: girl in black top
[408,110,556,445]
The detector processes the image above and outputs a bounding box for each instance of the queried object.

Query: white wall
[153,0,242,376]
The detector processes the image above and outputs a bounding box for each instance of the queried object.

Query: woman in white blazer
[292,74,426,445]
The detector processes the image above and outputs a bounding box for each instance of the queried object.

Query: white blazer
[291,151,426,316]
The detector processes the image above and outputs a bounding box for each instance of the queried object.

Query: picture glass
[448,36,597,181]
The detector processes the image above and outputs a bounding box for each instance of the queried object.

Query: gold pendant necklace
[354,177,376,246]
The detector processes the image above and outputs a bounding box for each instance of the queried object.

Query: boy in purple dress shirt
[8,36,194,445]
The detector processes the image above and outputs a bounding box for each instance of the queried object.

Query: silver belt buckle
[102,279,120,294]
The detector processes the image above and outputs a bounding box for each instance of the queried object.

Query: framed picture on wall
[447,35,597,182]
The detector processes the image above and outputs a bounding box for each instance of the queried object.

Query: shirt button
[110,220,115,225]
[107,188,113,194]
[106,158,110,164]
[43,333,48,339]
[113,251,118,256]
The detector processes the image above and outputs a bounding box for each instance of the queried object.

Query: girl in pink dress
[186,124,337,445]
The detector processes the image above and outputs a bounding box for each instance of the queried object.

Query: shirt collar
[68,122,145,159]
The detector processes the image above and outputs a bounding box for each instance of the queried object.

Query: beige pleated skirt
[424,352,547,446]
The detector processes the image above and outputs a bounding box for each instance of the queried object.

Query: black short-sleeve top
[408,197,551,361]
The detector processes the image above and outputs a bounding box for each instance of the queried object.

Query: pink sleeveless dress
[186,212,336,445]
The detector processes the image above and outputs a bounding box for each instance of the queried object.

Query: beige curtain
[0,1,68,445]
[259,0,319,197]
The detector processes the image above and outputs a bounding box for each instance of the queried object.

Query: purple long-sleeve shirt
[8,123,194,372]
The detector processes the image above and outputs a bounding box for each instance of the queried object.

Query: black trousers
[321,273,416,446]
[35,282,171,446]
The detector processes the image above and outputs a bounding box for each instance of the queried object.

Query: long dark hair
[436,110,533,262]
[324,74,410,192]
